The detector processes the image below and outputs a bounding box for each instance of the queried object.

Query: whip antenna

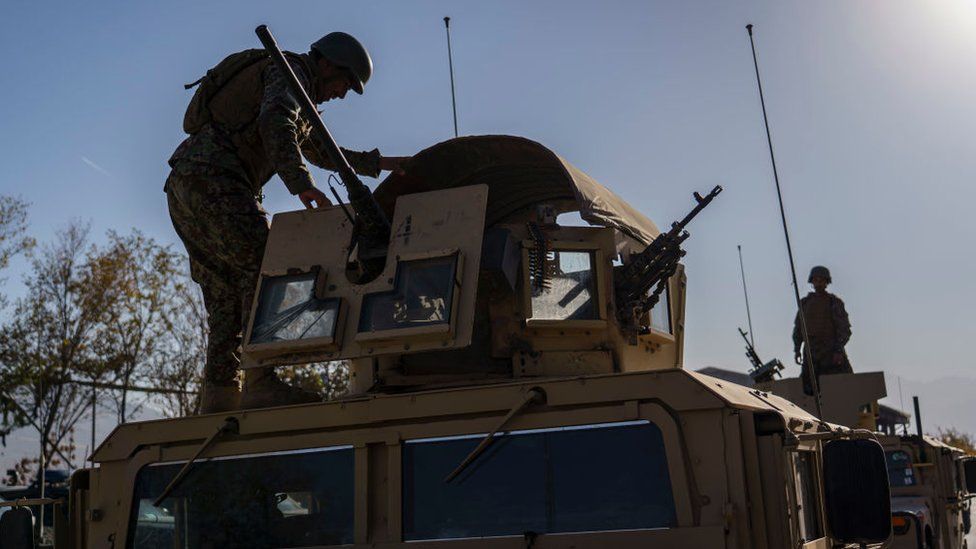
[745,23,823,419]
[444,16,459,137]
[737,245,755,347]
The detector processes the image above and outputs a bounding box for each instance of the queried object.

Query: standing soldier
[165,32,406,413]
[793,265,853,394]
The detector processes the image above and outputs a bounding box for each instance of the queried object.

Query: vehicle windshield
[403,420,676,540]
[127,446,354,548]
[885,450,917,487]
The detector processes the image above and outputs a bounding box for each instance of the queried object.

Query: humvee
[2,135,894,549]
[763,374,976,548]
[0,28,893,549]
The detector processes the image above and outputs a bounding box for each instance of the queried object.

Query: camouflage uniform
[166,53,381,386]
[793,291,853,393]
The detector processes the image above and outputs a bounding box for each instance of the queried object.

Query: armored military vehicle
[0,27,894,549]
[2,134,893,549]
[762,374,976,548]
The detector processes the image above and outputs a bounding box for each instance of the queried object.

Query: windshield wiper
[153,417,239,507]
[444,388,545,483]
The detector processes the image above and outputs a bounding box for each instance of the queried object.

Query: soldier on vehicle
[793,265,853,394]
[164,31,407,413]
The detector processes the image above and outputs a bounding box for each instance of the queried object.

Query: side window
[885,450,917,487]
[127,446,354,548]
[359,255,458,332]
[402,421,676,540]
[529,250,598,320]
[793,452,824,541]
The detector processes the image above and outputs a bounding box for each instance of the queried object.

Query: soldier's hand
[379,155,409,174]
[794,351,802,365]
[298,187,332,210]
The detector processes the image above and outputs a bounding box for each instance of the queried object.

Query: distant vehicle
[763,375,976,548]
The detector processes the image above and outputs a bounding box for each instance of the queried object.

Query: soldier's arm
[833,297,852,350]
[257,60,318,195]
[302,136,382,178]
[792,309,803,351]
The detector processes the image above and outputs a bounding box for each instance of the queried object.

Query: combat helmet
[311,32,372,94]
[808,265,831,283]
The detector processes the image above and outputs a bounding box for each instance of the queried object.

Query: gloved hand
[794,349,802,365]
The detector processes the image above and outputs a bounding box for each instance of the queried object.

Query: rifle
[738,327,784,383]
[255,25,390,261]
[614,186,722,331]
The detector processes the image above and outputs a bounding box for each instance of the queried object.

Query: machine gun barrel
[739,327,763,370]
[615,185,722,311]
[255,25,390,243]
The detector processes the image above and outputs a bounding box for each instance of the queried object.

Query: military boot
[199,383,241,414]
[240,367,321,410]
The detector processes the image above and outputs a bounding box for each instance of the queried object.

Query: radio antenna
[745,23,823,419]
[737,245,755,347]
[444,16,459,138]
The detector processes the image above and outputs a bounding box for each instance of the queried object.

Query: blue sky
[1,0,975,414]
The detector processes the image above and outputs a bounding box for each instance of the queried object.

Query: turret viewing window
[529,250,598,320]
[249,272,339,344]
[359,255,458,333]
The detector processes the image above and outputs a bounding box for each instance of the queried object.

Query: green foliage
[278,361,350,401]
[0,195,35,288]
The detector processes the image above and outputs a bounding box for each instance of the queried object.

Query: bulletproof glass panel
[793,452,824,541]
[965,458,976,494]
[822,439,892,544]
[885,450,917,487]
[250,273,339,344]
[402,421,676,541]
[649,282,672,334]
[530,250,597,320]
[126,446,354,548]
[359,256,457,332]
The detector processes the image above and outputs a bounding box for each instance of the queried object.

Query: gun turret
[614,186,722,331]
[255,26,390,269]
[738,327,784,383]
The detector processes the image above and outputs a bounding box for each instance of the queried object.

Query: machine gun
[739,327,784,383]
[614,186,722,332]
[255,26,390,269]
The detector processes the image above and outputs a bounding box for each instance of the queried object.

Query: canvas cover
[374,135,660,244]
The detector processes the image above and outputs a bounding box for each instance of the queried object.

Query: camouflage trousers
[800,345,853,395]
[165,166,268,386]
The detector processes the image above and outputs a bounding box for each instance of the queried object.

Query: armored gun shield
[242,185,488,367]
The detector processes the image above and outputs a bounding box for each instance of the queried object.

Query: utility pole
[444,16,459,138]
[745,24,823,419]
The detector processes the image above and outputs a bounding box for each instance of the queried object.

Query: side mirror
[0,506,35,549]
[822,438,892,544]
[964,458,976,494]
